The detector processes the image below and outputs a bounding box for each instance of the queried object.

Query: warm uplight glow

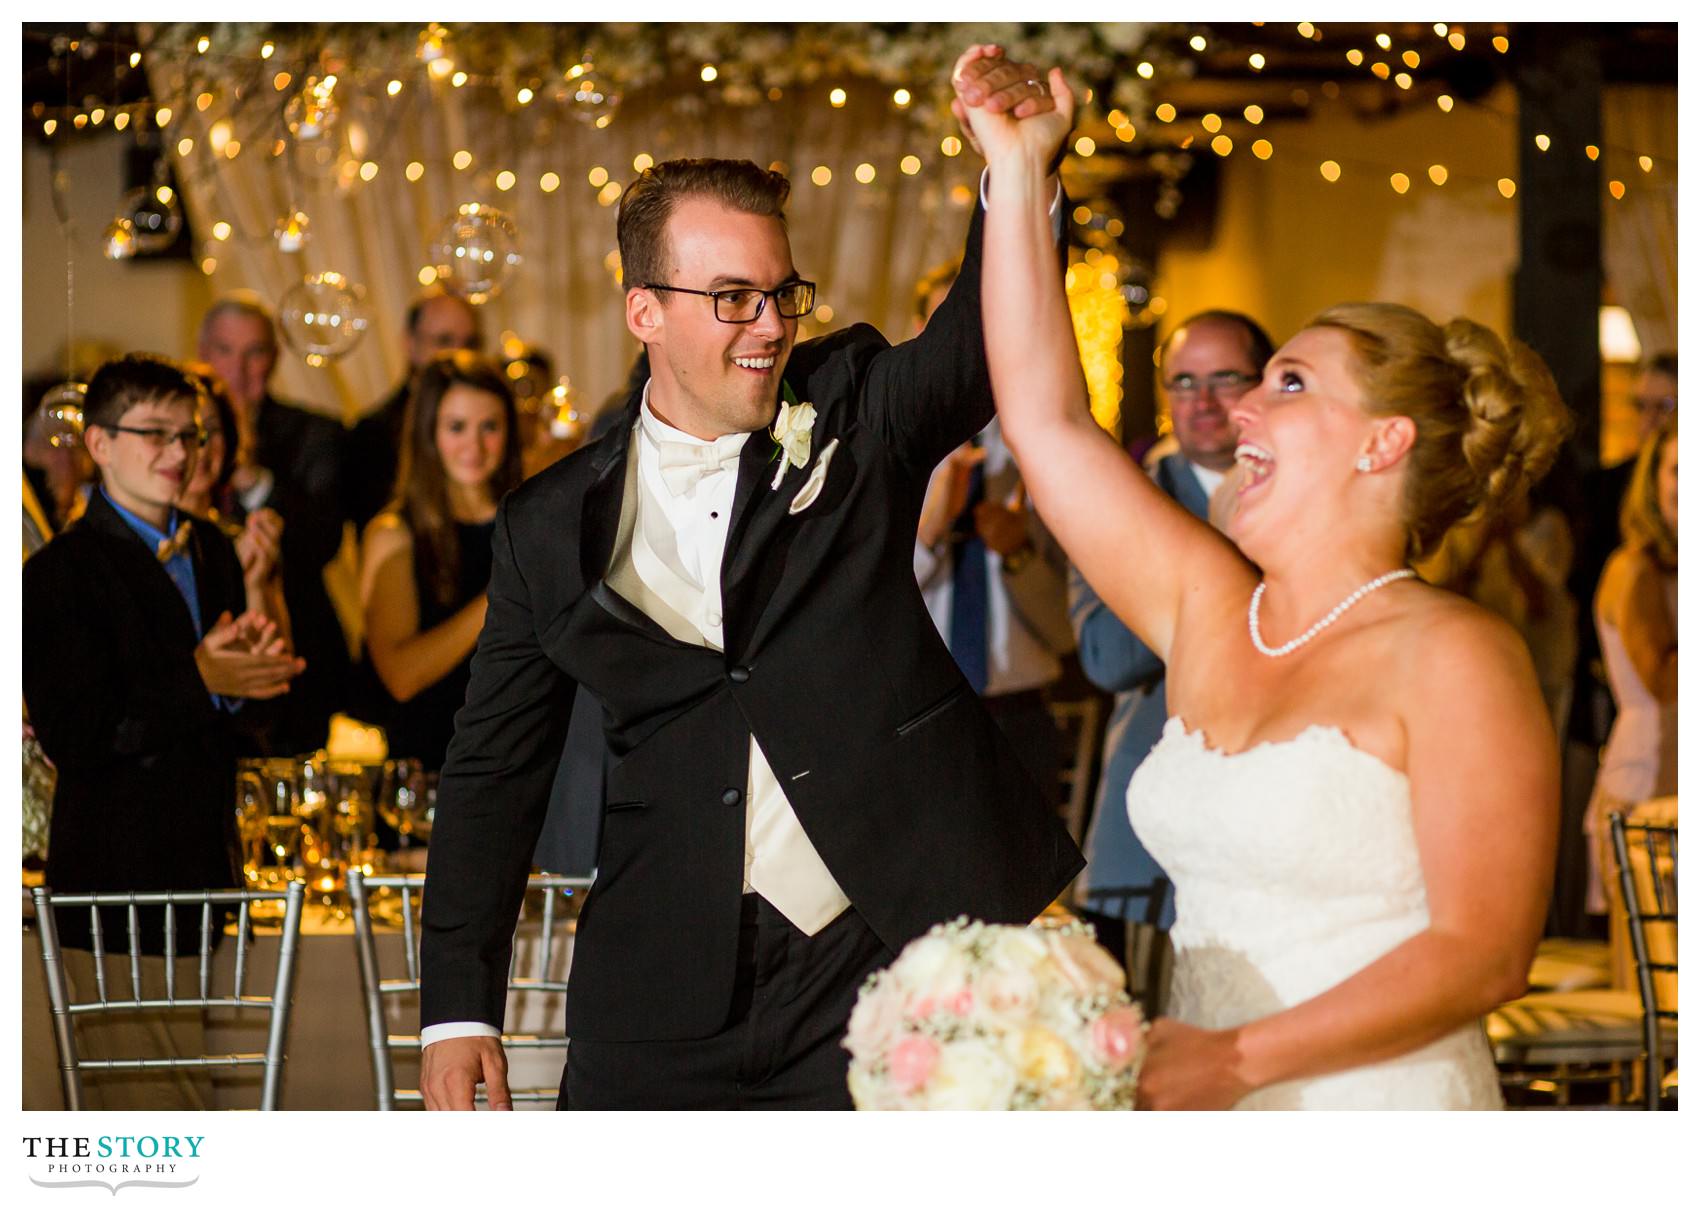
[588,166,609,187]
[273,72,291,92]
[1320,160,1342,182]
[901,155,921,175]
[1640,155,1654,173]
[1497,178,1516,198]
[941,136,963,156]
[894,88,911,107]
[1390,173,1411,194]
[830,88,848,108]
[701,64,718,82]
[1075,136,1096,157]
[855,162,876,183]
[1535,133,1551,151]
[1202,113,1222,133]
[1375,33,1392,50]
[1395,73,1412,89]
[453,150,473,170]
[1253,139,1273,159]
[177,137,194,156]
[1137,61,1154,79]
[157,107,173,126]
[114,113,130,130]
[1449,31,1466,50]
[261,42,274,60]
[197,92,213,112]
[1116,125,1135,143]
[406,161,424,182]
[812,165,832,186]
[1190,35,1207,52]
[1428,164,1449,185]
[517,87,534,105]
[1493,36,1510,53]
[1438,94,1454,113]
[452,71,468,88]
[1212,135,1233,157]
[1156,103,1176,122]
[1403,50,1421,68]
[1371,63,1391,80]
[419,266,438,285]
[1244,105,1264,124]
[388,80,403,96]
[1347,49,1364,66]
[496,170,515,191]
[197,36,210,54]
[598,181,623,206]
[1609,180,1626,200]
[1298,22,1315,38]
[213,221,232,241]
[1249,53,1265,71]
[1586,145,1600,161]
[540,172,561,192]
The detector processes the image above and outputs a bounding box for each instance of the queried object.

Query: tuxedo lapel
[578,393,642,587]
[78,492,202,649]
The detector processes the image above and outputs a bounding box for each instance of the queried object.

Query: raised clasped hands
[1135,1017,1256,1110]
[950,44,1075,173]
[193,608,305,701]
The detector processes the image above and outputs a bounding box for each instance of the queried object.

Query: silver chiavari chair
[348,869,591,1109]
[31,882,308,1111]
[1610,811,1678,1110]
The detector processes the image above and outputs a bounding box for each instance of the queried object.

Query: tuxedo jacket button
[728,666,750,683]
[721,788,742,807]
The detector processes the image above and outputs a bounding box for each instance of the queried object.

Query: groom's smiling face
[633,196,798,440]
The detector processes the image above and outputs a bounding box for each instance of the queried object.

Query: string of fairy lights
[26,22,1675,442]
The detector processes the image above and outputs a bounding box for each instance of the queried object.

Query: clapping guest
[1586,416,1677,986]
[179,365,291,647]
[358,352,522,771]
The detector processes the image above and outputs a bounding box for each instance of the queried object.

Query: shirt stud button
[721,788,742,807]
[729,666,750,683]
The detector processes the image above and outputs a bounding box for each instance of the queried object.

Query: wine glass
[380,759,431,846]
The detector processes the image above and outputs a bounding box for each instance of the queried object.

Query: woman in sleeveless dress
[1586,417,1677,987]
[953,55,1570,1108]
[359,352,523,771]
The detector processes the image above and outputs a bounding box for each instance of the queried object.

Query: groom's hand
[950,45,1074,172]
[422,1036,512,1111]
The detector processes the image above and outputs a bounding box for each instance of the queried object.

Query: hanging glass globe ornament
[102,215,139,260]
[35,381,87,448]
[429,203,521,304]
[274,210,311,253]
[285,74,342,144]
[119,184,183,253]
[278,271,370,362]
[562,65,619,127]
[546,380,584,442]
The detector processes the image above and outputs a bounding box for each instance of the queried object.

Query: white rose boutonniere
[769,382,816,490]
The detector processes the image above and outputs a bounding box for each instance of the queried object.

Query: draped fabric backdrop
[149,63,987,425]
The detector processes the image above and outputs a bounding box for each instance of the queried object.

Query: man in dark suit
[346,289,484,528]
[23,355,305,951]
[1071,310,1272,1009]
[420,50,1082,1111]
[198,295,354,754]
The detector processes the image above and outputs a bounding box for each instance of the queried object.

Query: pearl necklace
[1248,568,1417,658]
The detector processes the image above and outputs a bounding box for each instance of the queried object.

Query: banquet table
[22,884,574,1111]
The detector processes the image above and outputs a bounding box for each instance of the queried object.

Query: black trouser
[561,895,892,1110]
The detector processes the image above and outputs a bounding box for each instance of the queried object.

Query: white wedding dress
[1126,717,1504,1109]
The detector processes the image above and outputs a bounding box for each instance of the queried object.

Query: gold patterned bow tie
[156,519,192,562]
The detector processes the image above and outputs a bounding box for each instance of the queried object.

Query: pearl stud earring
[1355,456,1373,473]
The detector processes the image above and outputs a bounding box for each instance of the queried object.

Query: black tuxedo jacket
[421,207,1084,1042]
[22,490,245,952]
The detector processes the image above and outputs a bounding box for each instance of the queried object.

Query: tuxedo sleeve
[420,496,578,1031]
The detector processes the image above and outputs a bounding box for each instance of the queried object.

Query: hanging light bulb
[102,216,139,260]
[35,381,87,448]
[274,211,311,253]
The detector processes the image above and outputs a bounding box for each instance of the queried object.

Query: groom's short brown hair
[617,159,791,294]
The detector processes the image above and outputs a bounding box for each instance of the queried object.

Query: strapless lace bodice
[1127,717,1502,1110]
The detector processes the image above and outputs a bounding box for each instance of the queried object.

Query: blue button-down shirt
[102,487,238,713]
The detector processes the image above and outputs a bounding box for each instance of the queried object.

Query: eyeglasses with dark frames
[642,279,816,324]
[98,424,209,451]
[1163,370,1260,401]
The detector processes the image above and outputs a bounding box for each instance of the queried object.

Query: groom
[420,47,1083,1110]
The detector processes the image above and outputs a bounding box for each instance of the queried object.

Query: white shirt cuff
[978,167,1065,240]
[421,1021,502,1048]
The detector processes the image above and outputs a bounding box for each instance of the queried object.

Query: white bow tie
[654,438,744,496]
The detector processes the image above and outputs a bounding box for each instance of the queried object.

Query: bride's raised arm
[958,57,1248,663]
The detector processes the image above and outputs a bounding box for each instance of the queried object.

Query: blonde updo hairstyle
[1306,303,1573,560]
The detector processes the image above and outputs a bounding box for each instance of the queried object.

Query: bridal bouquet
[845,917,1145,1110]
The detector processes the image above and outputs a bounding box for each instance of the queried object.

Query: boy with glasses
[23,355,304,970]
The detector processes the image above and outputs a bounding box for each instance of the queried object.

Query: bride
[953,50,1568,1108]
